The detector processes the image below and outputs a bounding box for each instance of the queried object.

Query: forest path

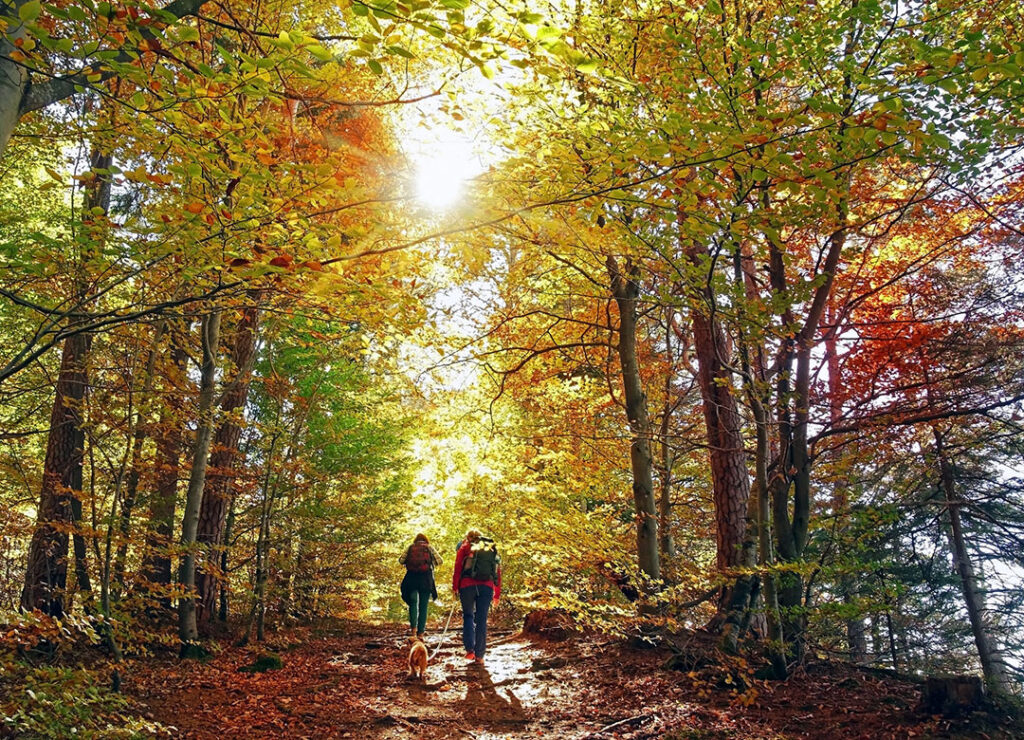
[129,620,699,739]
[126,620,1000,739]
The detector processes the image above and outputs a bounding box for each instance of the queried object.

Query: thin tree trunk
[658,312,676,562]
[933,428,1010,693]
[245,435,278,644]
[606,256,660,582]
[218,493,236,623]
[178,311,222,654]
[140,339,188,611]
[114,322,166,594]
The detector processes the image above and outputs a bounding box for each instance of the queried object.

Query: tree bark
[681,267,749,574]
[195,300,259,631]
[606,256,660,582]
[178,311,221,653]
[141,340,188,611]
[113,322,166,594]
[20,149,111,616]
[658,312,676,562]
[218,493,236,622]
[933,428,1010,694]
[0,0,31,156]
[21,333,91,616]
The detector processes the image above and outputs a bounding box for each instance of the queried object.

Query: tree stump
[522,609,577,641]
[919,676,985,717]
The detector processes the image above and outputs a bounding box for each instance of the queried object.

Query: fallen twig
[595,713,652,735]
[488,632,523,648]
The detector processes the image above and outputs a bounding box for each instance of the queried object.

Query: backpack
[462,538,499,581]
[406,542,432,573]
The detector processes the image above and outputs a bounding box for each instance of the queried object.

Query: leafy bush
[1,666,171,739]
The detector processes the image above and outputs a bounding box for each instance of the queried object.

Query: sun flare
[412,137,479,211]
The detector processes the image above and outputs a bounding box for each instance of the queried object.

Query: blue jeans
[459,585,493,657]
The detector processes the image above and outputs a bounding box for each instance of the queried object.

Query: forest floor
[124,619,1022,739]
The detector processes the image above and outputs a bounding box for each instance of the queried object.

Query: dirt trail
[126,622,1016,739]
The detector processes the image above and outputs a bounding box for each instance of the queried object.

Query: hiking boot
[474,657,485,665]
[465,652,476,661]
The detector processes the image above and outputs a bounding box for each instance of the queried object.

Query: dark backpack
[462,538,499,581]
[406,542,432,573]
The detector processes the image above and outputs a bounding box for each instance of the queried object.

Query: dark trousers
[407,588,430,633]
[459,585,493,657]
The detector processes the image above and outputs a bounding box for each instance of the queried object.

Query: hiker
[453,528,501,664]
[400,533,441,638]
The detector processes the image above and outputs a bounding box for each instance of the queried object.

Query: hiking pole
[429,601,457,662]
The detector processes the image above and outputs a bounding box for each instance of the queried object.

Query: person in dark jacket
[400,533,442,638]
[452,529,501,664]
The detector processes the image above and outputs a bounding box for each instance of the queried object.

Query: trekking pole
[429,601,457,662]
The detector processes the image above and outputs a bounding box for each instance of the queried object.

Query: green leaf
[367,58,383,75]
[19,0,41,22]
[309,44,335,62]
[386,44,415,58]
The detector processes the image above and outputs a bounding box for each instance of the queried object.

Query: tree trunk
[114,322,166,594]
[196,300,259,631]
[606,256,660,582]
[20,149,111,616]
[0,0,31,156]
[688,308,749,574]
[934,428,1010,694]
[21,334,91,616]
[178,311,222,653]
[658,313,676,562]
[141,340,188,611]
[218,493,236,622]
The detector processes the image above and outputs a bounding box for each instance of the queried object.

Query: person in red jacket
[452,528,501,664]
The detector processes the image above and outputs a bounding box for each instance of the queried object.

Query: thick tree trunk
[606,256,660,582]
[0,0,31,156]
[20,149,111,616]
[21,335,91,615]
[195,301,259,631]
[178,311,221,653]
[689,313,749,574]
[680,233,750,581]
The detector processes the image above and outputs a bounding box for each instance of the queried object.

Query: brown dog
[407,636,428,681]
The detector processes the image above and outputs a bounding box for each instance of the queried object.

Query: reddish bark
[195,301,259,629]
[20,333,90,616]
